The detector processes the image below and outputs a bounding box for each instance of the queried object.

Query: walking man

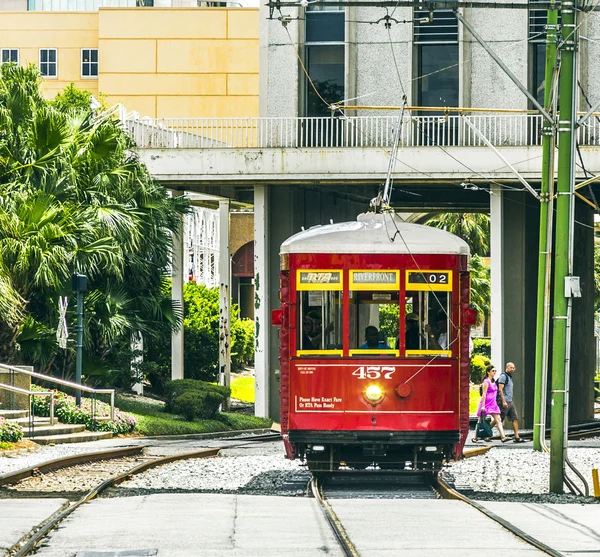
[497,362,526,443]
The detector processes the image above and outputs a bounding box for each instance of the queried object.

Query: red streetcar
[272,212,474,472]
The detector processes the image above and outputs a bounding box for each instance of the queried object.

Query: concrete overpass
[127,112,600,427]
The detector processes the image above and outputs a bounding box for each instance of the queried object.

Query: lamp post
[72,273,87,406]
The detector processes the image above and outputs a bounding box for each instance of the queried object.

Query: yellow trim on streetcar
[296,350,344,356]
[349,349,400,357]
[405,349,453,357]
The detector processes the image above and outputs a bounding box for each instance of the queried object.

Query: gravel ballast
[445,443,600,503]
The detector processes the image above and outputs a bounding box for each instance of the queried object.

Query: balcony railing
[124,113,600,150]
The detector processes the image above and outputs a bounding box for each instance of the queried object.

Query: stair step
[0,409,29,419]
[13,417,51,425]
[31,430,114,445]
[24,424,86,437]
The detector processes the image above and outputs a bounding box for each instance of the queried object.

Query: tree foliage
[144,283,255,392]
[424,213,491,325]
[0,64,188,381]
[425,213,490,257]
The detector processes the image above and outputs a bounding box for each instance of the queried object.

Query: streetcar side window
[297,290,343,354]
[404,290,452,356]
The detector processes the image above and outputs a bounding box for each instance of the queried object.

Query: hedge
[164,379,230,421]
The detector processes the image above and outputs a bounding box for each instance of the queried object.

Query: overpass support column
[490,185,504,369]
[491,187,539,427]
[171,193,185,381]
[254,186,270,418]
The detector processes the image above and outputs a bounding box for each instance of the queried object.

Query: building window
[304,4,345,118]
[414,9,459,145]
[81,49,98,78]
[39,49,57,78]
[414,9,459,108]
[1,49,19,64]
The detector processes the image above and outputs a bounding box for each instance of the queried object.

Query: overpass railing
[124,113,600,150]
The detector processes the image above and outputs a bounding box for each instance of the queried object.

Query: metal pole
[550,0,577,493]
[533,5,558,451]
[218,199,231,410]
[75,289,83,406]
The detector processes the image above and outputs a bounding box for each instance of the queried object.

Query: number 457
[352,366,396,380]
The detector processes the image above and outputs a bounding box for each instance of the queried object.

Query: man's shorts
[501,401,518,422]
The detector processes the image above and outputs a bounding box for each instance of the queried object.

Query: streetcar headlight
[364,384,384,404]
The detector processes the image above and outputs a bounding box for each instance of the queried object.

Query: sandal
[513,437,526,443]
[501,437,510,443]
[471,437,480,443]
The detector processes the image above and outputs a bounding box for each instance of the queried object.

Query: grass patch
[115,395,271,437]
[231,376,255,403]
[469,388,481,415]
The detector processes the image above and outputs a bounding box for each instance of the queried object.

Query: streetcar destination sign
[352,271,396,284]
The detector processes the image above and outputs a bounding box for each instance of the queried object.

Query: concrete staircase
[0,409,113,445]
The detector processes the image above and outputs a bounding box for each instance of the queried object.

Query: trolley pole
[550,0,577,493]
[533,4,558,452]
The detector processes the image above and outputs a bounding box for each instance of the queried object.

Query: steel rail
[310,476,360,557]
[436,475,566,557]
[11,447,221,556]
[0,445,144,487]
[8,432,282,556]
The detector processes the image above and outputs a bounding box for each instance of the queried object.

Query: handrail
[0,363,114,421]
[0,382,55,425]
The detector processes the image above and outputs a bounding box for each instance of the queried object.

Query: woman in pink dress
[474,365,509,442]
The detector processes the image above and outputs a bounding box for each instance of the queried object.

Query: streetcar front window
[348,291,399,357]
[297,290,342,355]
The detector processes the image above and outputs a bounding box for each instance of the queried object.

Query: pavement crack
[230,494,239,549]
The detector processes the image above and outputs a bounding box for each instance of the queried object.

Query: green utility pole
[550,0,577,493]
[533,5,558,452]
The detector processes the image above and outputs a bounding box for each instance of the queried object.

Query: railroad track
[3,431,281,556]
[311,471,567,557]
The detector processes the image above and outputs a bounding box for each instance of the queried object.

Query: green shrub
[470,354,491,385]
[472,338,491,358]
[231,318,255,369]
[0,417,23,442]
[172,389,225,420]
[165,379,230,420]
[144,283,255,390]
[31,385,136,435]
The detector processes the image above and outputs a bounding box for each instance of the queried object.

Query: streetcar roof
[280,212,470,256]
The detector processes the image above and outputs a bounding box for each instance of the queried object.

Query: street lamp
[72,273,87,405]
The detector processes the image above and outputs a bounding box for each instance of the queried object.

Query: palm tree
[0,64,188,377]
[469,255,491,326]
[425,213,490,256]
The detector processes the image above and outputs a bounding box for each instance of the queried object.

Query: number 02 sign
[406,270,452,291]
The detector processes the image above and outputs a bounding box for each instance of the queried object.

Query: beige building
[0,7,259,118]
